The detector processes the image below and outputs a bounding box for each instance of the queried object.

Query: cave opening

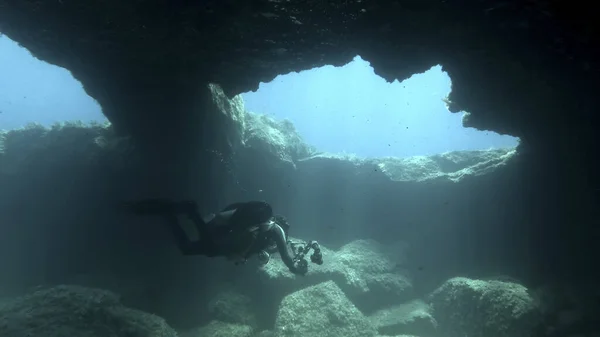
[242,55,520,159]
[0,33,107,131]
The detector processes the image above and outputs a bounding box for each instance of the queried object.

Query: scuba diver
[122,199,323,275]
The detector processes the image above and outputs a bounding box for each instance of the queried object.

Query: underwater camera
[291,240,323,274]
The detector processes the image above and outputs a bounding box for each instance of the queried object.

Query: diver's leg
[124,199,211,255]
[229,201,273,229]
[162,213,204,255]
[156,200,210,239]
[183,206,210,238]
[166,200,209,236]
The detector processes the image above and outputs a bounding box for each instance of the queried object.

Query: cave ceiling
[0,0,597,150]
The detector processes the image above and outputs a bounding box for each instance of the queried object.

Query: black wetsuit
[125,199,302,274]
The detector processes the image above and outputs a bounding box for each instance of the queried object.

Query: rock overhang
[0,0,598,149]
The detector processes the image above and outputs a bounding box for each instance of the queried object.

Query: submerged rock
[182,320,253,337]
[0,285,177,337]
[274,280,377,337]
[428,277,541,337]
[207,290,257,328]
[242,112,315,168]
[241,109,515,184]
[259,239,413,312]
[377,148,517,183]
[0,121,135,175]
[254,330,275,337]
[369,299,438,336]
[531,282,600,337]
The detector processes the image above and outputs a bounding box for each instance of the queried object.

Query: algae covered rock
[243,112,314,168]
[369,299,438,336]
[0,121,135,175]
[429,277,541,337]
[377,148,516,182]
[208,83,246,147]
[274,280,377,337]
[181,320,253,337]
[0,285,177,337]
[207,290,257,327]
[259,239,413,312]
[335,240,412,296]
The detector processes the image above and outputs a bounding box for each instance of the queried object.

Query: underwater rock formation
[377,148,517,182]
[428,277,541,337]
[182,320,253,337]
[531,282,600,337]
[207,290,258,328]
[0,121,134,175]
[368,299,438,336]
[244,112,516,184]
[240,112,315,170]
[274,280,377,337]
[0,0,596,153]
[295,147,515,183]
[0,285,177,337]
[208,83,247,150]
[254,331,275,337]
[260,239,414,312]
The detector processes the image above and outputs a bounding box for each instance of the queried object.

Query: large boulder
[259,239,414,312]
[428,277,541,337]
[0,285,178,337]
[368,299,438,336]
[274,280,377,337]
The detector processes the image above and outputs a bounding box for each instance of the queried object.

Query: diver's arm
[270,224,305,275]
